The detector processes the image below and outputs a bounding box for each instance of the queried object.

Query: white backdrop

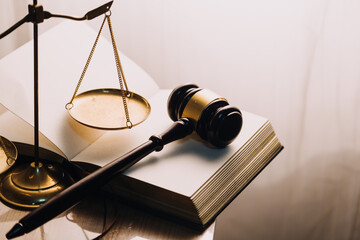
[1,0,360,239]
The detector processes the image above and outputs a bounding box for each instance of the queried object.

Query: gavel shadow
[68,190,214,240]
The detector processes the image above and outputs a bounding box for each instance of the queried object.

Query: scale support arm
[0,1,113,39]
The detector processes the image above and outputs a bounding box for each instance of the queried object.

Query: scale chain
[66,13,132,128]
[66,15,107,109]
[106,15,132,128]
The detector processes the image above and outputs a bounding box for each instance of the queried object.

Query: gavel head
[167,84,243,148]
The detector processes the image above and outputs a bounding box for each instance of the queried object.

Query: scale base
[0,143,73,210]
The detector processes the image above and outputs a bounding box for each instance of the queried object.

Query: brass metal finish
[67,89,151,130]
[10,162,62,190]
[182,89,226,122]
[0,143,70,209]
[67,14,151,130]
[0,136,17,174]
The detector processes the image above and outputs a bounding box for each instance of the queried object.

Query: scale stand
[0,1,113,209]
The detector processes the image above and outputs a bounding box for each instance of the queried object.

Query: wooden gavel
[168,84,242,148]
[7,84,243,238]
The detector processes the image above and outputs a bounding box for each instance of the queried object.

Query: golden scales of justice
[0,1,150,209]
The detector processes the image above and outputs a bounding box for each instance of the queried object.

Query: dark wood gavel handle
[18,118,194,234]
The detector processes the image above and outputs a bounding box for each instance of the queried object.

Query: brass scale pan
[67,89,150,130]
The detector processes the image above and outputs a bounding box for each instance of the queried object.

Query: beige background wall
[1,0,359,239]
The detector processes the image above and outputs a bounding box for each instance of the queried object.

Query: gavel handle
[14,118,194,235]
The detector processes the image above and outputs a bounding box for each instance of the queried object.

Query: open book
[0,22,283,228]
